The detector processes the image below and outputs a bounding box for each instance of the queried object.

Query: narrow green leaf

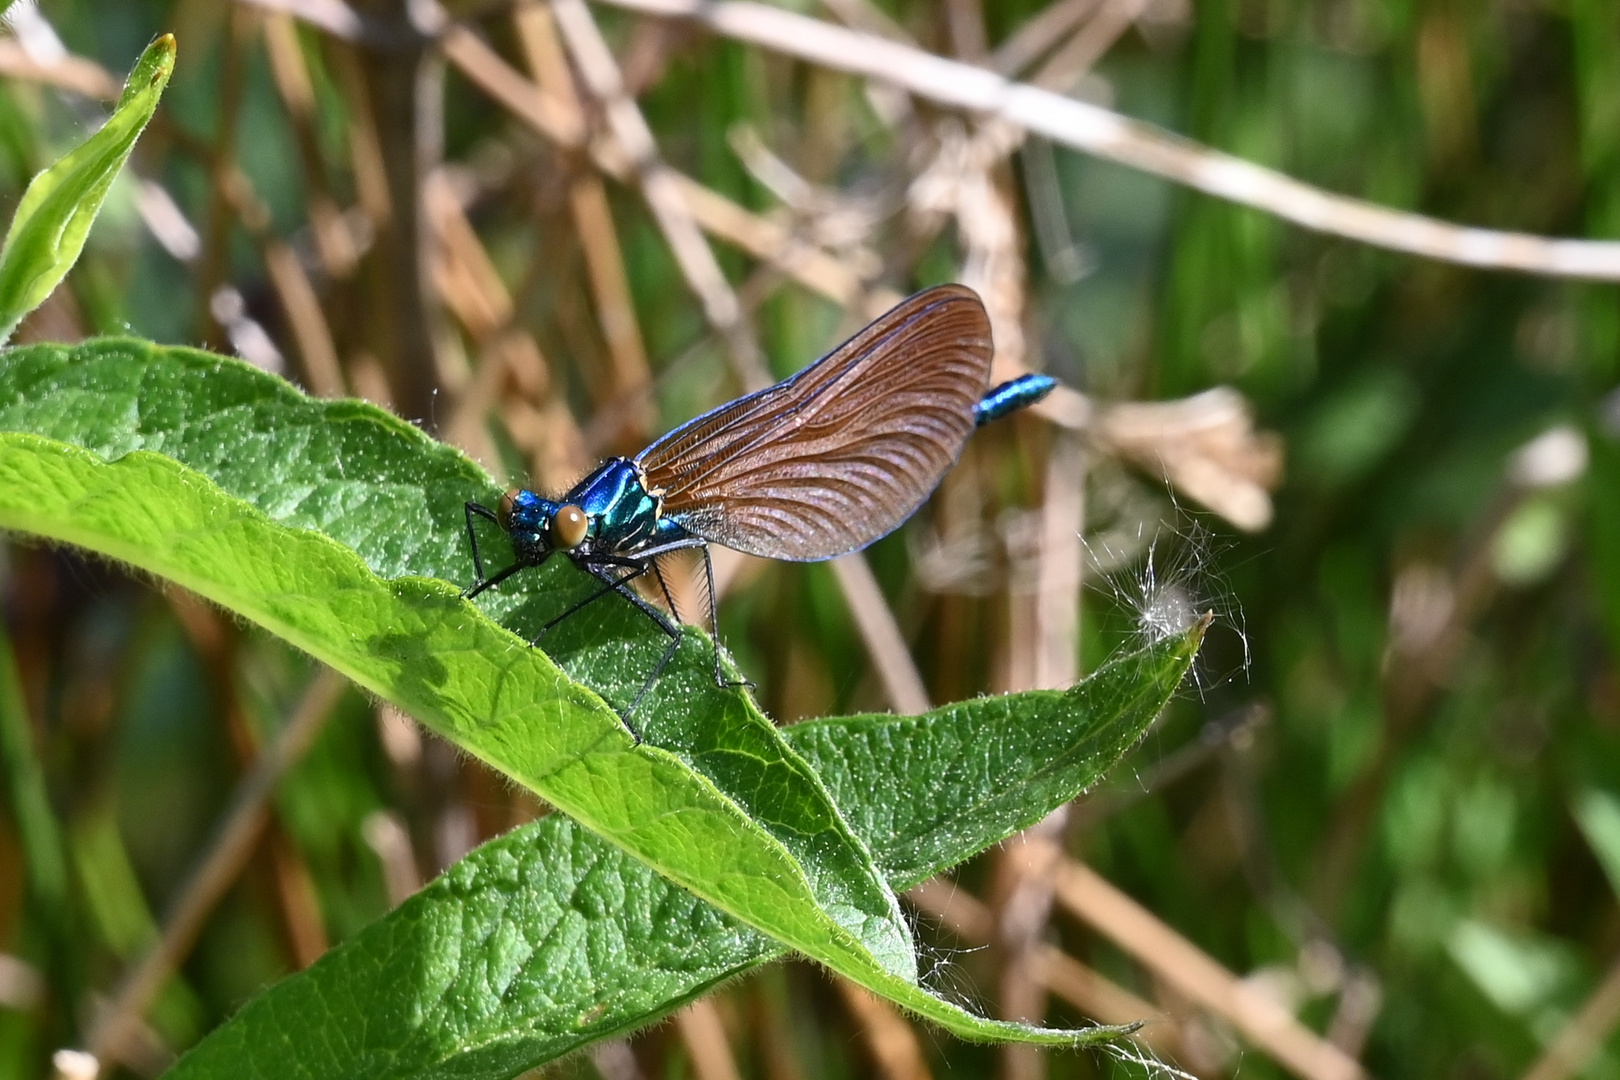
[0,35,175,343]
[0,338,1174,1048]
[0,598,92,1044]
[0,622,68,917]
[160,628,1201,1080]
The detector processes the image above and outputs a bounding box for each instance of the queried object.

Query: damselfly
[464,284,1054,734]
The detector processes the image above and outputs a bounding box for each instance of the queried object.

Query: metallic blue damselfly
[464,284,1054,735]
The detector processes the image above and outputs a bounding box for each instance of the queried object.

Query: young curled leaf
[0,34,175,343]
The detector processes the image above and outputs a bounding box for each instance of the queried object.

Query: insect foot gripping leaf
[0,34,175,344]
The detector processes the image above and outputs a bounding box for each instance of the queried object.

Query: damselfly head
[549,504,589,550]
[498,488,557,553]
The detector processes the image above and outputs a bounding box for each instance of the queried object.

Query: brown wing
[635,284,993,561]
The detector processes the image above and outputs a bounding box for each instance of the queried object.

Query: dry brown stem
[550,0,768,387]
[74,670,349,1079]
[600,0,1620,281]
[361,808,424,906]
[990,0,1101,75]
[515,0,655,437]
[904,875,1185,1058]
[195,7,255,352]
[1092,388,1284,532]
[347,0,443,425]
[834,978,934,1080]
[422,168,591,481]
[217,166,349,397]
[262,12,360,277]
[246,0,1620,276]
[0,39,118,98]
[830,555,932,715]
[1024,840,1368,1080]
[674,998,745,1080]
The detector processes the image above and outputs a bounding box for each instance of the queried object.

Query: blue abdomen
[974,374,1056,427]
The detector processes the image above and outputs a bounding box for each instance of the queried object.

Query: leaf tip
[118,33,177,107]
[1165,610,1213,672]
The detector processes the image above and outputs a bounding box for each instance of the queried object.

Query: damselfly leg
[697,545,753,691]
[462,501,541,599]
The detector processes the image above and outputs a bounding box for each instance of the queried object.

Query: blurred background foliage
[2,0,1620,1078]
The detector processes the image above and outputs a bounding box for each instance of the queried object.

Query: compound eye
[498,488,522,529]
[549,504,588,550]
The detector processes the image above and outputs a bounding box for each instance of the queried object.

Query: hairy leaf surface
[162,629,1200,1079]
[0,339,1199,1056]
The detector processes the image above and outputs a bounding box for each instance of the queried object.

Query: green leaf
[0,338,1195,1050]
[160,629,1201,1080]
[790,632,1206,887]
[0,338,911,984]
[0,35,175,343]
